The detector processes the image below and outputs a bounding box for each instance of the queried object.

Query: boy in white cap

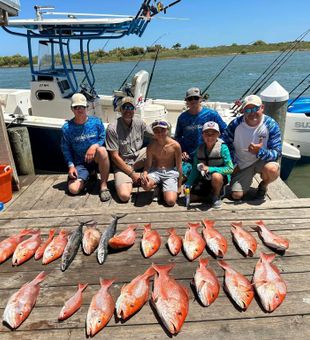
[175,87,227,181]
[222,94,281,200]
[141,119,182,207]
[185,121,234,208]
[61,93,111,201]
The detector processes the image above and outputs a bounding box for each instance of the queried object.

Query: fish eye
[97,319,101,324]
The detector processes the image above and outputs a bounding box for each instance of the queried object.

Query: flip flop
[100,189,111,202]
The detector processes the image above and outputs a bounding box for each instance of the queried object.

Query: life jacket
[197,139,224,167]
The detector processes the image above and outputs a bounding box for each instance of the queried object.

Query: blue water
[0,51,309,197]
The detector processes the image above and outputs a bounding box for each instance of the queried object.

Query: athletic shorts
[114,148,147,187]
[191,173,228,197]
[231,160,279,193]
[72,162,97,182]
[148,169,179,192]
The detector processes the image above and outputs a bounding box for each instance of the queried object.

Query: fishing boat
[0,1,303,180]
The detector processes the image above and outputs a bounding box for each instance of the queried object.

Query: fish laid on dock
[202,219,228,258]
[183,222,205,261]
[86,279,115,337]
[116,266,155,320]
[141,223,161,258]
[42,230,68,265]
[193,257,220,307]
[3,271,47,329]
[61,222,85,271]
[253,220,289,251]
[253,252,287,312]
[0,229,33,264]
[35,228,56,260]
[12,230,41,266]
[231,222,257,257]
[58,283,88,321]
[166,228,182,256]
[152,263,189,335]
[97,214,127,264]
[108,224,138,249]
[218,260,254,310]
[82,222,100,255]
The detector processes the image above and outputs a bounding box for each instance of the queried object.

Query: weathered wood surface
[0,195,310,339]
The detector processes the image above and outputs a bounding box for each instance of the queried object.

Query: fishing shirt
[174,107,227,160]
[61,116,105,167]
[185,142,234,187]
[222,114,282,170]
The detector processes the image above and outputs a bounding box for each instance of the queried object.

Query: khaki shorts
[231,160,279,193]
[114,148,147,187]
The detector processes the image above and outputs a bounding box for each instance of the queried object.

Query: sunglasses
[187,96,200,102]
[243,106,260,114]
[122,104,135,111]
[72,105,86,110]
[151,120,169,129]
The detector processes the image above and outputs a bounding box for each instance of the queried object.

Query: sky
[1,0,310,56]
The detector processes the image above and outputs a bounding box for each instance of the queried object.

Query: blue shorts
[75,163,97,182]
[148,169,179,192]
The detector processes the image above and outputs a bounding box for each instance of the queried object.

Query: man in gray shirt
[105,97,152,202]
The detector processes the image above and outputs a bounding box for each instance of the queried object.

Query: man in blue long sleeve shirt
[174,87,227,179]
[61,93,111,201]
[222,94,281,200]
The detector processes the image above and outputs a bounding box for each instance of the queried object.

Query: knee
[165,199,176,207]
[68,185,82,195]
[264,163,279,178]
[211,173,223,185]
[96,146,109,160]
[117,192,131,203]
[231,191,244,200]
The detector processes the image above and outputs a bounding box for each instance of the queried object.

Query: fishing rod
[150,0,182,16]
[118,33,166,90]
[231,28,310,110]
[289,73,310,95]
[144,47,160,101]
[288,82,310,108]
[201,45,253,99]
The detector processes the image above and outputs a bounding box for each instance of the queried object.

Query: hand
[140,172,150,186]
[182,152,190,161]
[232,165,240,175]
[131,172,141,184]
[68,166,78,180]
[85,145,98,163]
[248,139,263,155]
[177,185,182,196]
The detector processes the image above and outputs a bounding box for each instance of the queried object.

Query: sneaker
[256,182,267,199]
[212,196,222,209]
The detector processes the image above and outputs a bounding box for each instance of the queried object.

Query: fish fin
[188,222,201,229]
[128,224,138,231]
[33,271,47,285]
[217,260,229,270]
[48,229,56,237]
[78,283,88,292]
[201,219,215,229]
[144,223,152,231]
[167,228,175,235]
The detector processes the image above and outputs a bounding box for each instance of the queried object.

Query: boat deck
[1,175,310,339]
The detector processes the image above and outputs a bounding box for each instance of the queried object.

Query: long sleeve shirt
[61,116,105,167]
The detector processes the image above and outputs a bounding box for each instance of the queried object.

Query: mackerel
[61,221,93,271]
[97,214,127,264]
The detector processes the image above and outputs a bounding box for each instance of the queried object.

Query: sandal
[100,189,111,202]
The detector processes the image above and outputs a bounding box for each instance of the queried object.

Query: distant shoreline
[1,40,310,68]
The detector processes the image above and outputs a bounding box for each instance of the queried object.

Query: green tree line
[1,40,310,67]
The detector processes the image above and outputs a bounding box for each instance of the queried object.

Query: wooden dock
[1,174,310,339]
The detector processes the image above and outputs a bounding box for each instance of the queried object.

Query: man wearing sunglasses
[61,93,111,201]
[106,97,153,202]
[174,87,227,181]
[222,94,281,200]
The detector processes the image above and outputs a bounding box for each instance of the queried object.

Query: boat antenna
[231,28,310,110]
[201,43,254,99]
[144,47,160,101]
[118,33,166,91]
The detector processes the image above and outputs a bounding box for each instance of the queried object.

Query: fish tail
[231,221,242,229]
[260,252,276,263]
[128,224,138,231]
[217,260,229,270]
[201,219,215,229]
[144,223,152,231]
[187,222,201,229]
[32,271,47,285]
[59,229,68,237]
[78,283,88,292]
[81,219,98,227]
[49,228,56,237]
[152,263,175,275]
[199,257,209,267]
[19,228,34,236]
[143,265,156,278]
[112,213,127,220]
[99,278,115,289]
[167,227,175,235]
[255,220,265,228]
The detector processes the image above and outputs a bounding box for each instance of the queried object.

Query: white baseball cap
[202,121,220,132]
